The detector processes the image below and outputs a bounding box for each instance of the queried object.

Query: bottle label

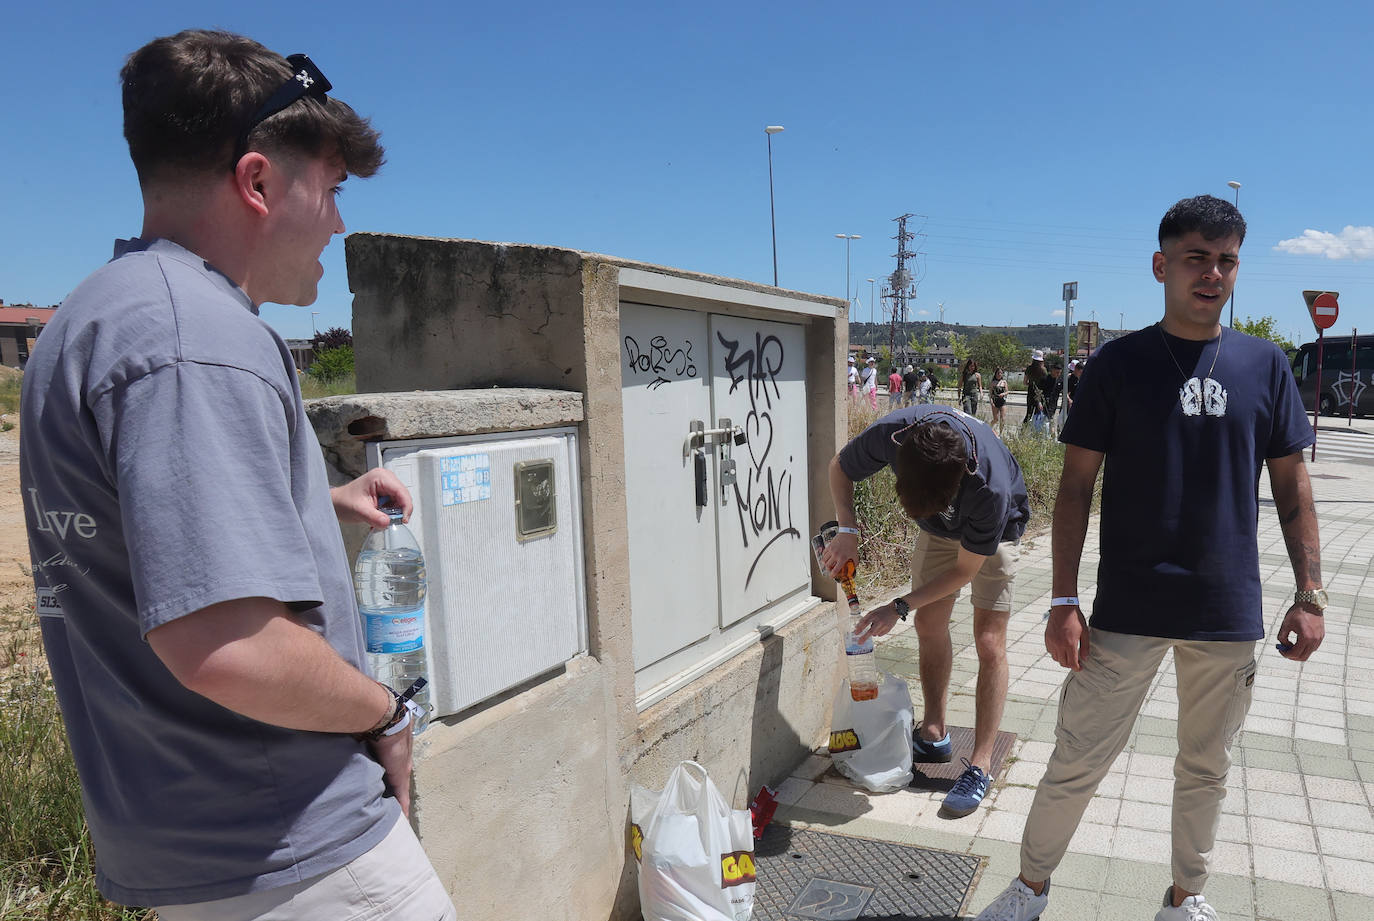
[363,605,425,654]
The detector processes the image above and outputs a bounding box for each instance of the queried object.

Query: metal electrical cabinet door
[620,303,717,673]
[621,303,811,700]
[709,314,809,628]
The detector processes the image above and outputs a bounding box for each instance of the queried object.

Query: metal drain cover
[752,825,980,920]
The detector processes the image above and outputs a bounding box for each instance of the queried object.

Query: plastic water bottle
[811,522,880,701]
[354,506,430,734]
[841,576,880,702]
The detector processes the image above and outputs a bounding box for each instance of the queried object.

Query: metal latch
[716,417,746,506]
[682,419,747,508]
[683,418,746,457]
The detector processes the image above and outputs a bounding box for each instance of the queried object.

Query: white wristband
[381,699,423,737]
[836,526,860,535]
[1050,596,1080,608]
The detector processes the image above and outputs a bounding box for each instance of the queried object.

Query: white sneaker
[1154,886,1218,921]
[973,878,1049,921]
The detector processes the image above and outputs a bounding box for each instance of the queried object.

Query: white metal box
[367,428,587,716]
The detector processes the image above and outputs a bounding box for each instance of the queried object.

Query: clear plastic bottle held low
[811,521,879,701]
[354,505,431,734]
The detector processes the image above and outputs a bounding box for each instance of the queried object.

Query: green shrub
[306,345,354,384]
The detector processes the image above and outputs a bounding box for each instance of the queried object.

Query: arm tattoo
[1306,554,1322,585]
[1279,500,1315,526]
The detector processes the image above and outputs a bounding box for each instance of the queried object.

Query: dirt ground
[0,424,30,610]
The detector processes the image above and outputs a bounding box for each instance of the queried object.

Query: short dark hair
[121,30,384,184]
[892,421,968,520]
[1158,195,1246,249]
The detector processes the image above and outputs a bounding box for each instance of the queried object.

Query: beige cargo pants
[1020,627,1257,893]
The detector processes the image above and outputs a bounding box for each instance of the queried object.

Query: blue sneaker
[912,727,953,763]
[942,759,991,817]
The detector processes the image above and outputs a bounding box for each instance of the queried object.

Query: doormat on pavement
[909,726,1016,792]
[752,824,979,921]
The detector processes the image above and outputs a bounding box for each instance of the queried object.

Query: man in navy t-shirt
[976,196,1323,921]
[823,405,1030,818]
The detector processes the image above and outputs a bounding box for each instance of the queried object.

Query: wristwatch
[891,597,910,621]
[1294,588,1328,613]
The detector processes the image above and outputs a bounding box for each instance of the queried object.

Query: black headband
[231,54,332,168]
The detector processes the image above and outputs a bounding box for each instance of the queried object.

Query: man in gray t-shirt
[21,30,454,917]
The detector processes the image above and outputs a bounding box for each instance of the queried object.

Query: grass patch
[1,602,151,921]
[0,377,21,417]
[299,371,357,399]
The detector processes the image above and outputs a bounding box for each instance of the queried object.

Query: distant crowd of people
[844,350,1091,439]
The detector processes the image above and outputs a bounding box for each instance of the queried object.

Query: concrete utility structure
[309,235,850,921]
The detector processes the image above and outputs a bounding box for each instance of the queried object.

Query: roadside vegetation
[1,602,151,921]
[300,369,357,399]
[0,378,19,416]
[301,327,357,398]
[0,373,20,431]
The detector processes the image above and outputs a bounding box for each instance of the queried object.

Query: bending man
[822,404,1030,818]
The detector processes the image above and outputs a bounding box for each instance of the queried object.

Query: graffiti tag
[624,334,696,390]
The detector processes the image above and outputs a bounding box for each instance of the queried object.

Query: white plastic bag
[1030,410,1049,436]
[630,761,756,921]
[828,671,914,793]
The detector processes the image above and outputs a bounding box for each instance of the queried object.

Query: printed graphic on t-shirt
[1179,377,1228,417]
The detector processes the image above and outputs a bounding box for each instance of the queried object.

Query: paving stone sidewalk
[773,454,1374,920]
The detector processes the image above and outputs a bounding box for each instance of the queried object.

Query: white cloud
[917,309,929,316]
[1051,308,1065,317]
[1274,226,1374,260]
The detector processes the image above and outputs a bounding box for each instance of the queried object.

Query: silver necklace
[1158,323,1227,417]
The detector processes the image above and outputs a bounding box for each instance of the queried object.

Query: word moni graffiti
[716,329,800,586]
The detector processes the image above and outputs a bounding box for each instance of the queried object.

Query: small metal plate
[753,825,979,920]
[785,878,874,920]
[513,458,556,541]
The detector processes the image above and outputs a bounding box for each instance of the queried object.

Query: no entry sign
[1303,290,1340,331]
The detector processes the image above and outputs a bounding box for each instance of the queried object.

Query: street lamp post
[1226,180,1241,329]
[311,311,319,337]
[867,278,876,325]
[765,126,784,286]
[835,233,861,309]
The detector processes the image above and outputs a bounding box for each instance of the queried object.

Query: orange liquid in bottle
[835,560,878,701]
[849,682,879,701]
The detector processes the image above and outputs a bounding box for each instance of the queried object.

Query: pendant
[1179,377,1227,417]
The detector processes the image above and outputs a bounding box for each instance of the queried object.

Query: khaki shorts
[909,530,1019,612]
[156,813,456,921]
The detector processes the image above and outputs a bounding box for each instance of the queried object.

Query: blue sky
[5,1,1374,346]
